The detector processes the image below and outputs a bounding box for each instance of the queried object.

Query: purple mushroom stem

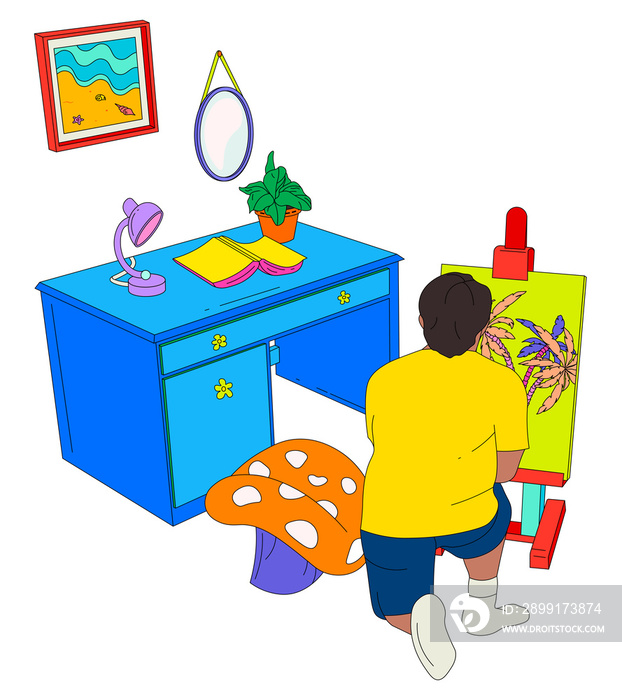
[250,529,322,595]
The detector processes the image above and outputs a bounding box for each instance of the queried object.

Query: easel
[496,207,566,568]
[436,207,582,568]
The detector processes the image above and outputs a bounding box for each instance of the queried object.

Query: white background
[3,1,620,697]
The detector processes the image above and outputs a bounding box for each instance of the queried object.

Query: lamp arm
[113,218,140,278]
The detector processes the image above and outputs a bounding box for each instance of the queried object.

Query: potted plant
[239,151,312,243]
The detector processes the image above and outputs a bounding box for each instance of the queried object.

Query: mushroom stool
[205,439,365,594]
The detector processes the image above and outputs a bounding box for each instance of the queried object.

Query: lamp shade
[123,198,163,247]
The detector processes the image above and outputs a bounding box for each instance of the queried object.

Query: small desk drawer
[160,269,390,374]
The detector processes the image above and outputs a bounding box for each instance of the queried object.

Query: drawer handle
[214,378,233,399]
[337,291,350,305]
[212,333,227,350]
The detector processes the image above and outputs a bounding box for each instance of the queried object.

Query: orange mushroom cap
[205,439,365,575]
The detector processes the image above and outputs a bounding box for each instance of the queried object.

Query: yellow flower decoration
[212,334,227,350]
[338,291,350,305]
[214,378,233,399]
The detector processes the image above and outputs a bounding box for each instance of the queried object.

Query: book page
[174,237,251,284]
[234,236,306,268]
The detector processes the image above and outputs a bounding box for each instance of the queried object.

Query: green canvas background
[441,264,586,480]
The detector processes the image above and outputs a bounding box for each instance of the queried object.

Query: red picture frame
[34,20,158,151]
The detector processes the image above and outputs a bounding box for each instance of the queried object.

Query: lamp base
[128,273,166,297]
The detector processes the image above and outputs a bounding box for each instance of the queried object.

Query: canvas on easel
[440,264,585,481]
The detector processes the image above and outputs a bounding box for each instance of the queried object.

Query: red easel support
[492,207,535,280]
[530,500,566,568]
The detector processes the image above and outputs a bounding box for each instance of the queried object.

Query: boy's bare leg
[385,613,411,634]
[463,538,505,579]
[462,538,529,634]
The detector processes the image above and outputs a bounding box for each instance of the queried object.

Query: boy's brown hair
[419,273,491,357]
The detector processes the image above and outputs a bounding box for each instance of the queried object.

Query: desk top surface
[37,222,401,342]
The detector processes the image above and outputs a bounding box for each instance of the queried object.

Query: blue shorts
[360,483,511,619]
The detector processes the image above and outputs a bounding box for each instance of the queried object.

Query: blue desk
[37,222,401,524]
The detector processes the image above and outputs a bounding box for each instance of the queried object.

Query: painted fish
[95,94,106,101]
[115,103,135,116]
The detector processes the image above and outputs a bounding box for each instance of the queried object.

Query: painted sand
[57,72,142,134]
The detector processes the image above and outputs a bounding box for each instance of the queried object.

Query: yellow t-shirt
[361,349,529,537]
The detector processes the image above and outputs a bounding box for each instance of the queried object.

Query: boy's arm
[496,450,524,482]
[366,413,375,444]
[494,370,529,482]
[365,373,378,444]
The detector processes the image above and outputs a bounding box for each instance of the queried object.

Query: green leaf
[265,201,286,226]
[265,151,276,174]
[239,181,266,196]
[298,195,311,211]
[240,181,269,212]
[264,166,288,197]
[246,194,259,212]
[276,192,301,209]
[279,181,311,210]
[281,181,303,195]
[277,167,288,192]
[276,192,307,209]
[252,192,274,213]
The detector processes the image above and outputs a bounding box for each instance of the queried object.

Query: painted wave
[77,37,138,60]
[54,41,139,95]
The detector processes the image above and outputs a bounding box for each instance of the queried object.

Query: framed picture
[35,20,158,151]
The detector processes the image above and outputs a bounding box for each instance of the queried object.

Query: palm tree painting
[516,315,578,414]
[478,299,579,416]
[479,291,526,370]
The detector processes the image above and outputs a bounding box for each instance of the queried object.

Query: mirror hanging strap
[201,50,242,102]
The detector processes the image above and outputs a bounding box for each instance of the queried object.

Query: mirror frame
[194,86,254,181]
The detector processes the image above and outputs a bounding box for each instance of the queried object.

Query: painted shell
[115,103,135,116]
[95,94,106,101]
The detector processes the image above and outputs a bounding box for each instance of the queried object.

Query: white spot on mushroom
[346,538,363,564]
[278,484,305,500]
[248,461,270,477]
[285,450,308,469]
[232,486,262,506]
[341,477,357,495]
[285,520,318,549]
[308,474,328,486]
[318,500,338,518]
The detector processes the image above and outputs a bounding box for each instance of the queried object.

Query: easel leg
[521,483,546,537]
[530,500,566,569]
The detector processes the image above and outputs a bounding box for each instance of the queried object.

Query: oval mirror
[194,87,254,181]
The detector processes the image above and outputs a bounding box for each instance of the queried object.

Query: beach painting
[35,22,158,151]
[54,37,143,134]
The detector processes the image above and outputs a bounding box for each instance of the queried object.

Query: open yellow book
[174,235,306,288]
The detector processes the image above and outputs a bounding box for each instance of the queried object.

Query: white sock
[411,594,456,680]
[463,577,529,636]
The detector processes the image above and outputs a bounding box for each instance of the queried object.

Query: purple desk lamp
[112,198,166,296]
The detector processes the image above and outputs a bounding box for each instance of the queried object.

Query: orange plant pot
[255,208,300,243]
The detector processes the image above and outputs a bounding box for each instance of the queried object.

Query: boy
[361,272,530,680]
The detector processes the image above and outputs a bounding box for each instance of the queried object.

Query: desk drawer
[160,269,390,374]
